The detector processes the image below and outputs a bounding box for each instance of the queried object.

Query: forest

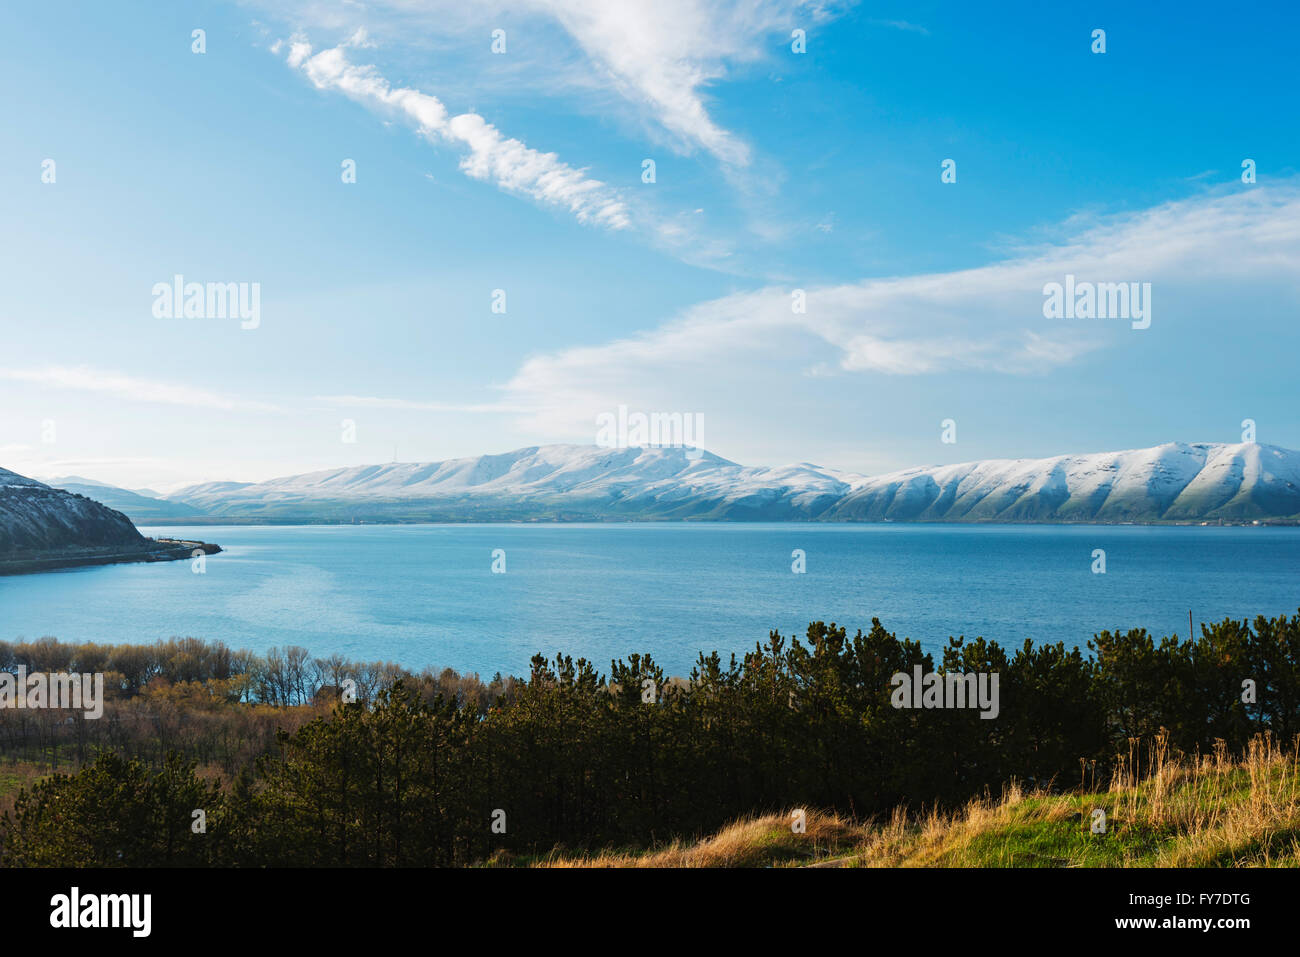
[0,609,1297,866]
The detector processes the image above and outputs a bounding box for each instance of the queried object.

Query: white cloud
[285,33,631,229]
[522,0,848,165]
[869,19,929,35]
[259,1,840,168]
[527,0,762,166]
[0,367,284,413]
[313,394,530,414]
[497,183,1300,436]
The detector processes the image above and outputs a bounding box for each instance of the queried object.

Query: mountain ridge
[136,441,1300,525]
[36,476,214,522]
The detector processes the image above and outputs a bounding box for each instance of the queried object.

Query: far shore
[130,515,1299,528]
[0,539,221,577]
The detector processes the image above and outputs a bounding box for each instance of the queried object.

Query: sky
[1,0,1297,491]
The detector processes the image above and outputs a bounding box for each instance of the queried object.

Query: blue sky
[1,0,1297,489]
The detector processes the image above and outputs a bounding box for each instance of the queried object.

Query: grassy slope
[530,737,1300,868]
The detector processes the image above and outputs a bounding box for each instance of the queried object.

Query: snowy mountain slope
[39,476,212,522]
[170,446,865,521]
[158,442,1300,524]
[1165,443,1300,519]
[824,443,1300,522]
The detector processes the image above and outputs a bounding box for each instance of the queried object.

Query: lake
[2,523,1298,678]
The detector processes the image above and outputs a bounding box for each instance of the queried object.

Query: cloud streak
[0,367,284,413]
[498,183,1300,435]
[259,1,840,168]
[284,31,631,229]
[528,0,758,166]
[312,394,530,414]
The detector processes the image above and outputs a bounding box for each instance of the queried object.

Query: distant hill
[164,445,856,522]
[40,476,212,523]
[0,468,217,574]
[158,442,1300,524]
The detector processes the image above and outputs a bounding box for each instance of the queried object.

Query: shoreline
[0,539,222,577]
[130,516,1300,528]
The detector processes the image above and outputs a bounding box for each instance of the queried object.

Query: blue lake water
[2,523,1298,678]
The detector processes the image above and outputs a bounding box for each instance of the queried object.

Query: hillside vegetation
[541,735,1300,867]
[2,610,1299,866]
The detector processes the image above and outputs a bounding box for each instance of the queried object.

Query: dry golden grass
[533,734,1300,868]
[537,809,862,868]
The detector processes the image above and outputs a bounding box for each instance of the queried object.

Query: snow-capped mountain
[159,442,1300,524]
[38,476,213,522]
[170,445,862,521]
[825,442,1300,522]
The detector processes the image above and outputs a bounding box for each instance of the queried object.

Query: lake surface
[3,523,1298,678]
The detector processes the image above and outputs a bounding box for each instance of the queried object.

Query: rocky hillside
[0,467,219,574]
[0,468,145,552]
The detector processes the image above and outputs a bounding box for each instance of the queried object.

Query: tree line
[2,610,1298,865]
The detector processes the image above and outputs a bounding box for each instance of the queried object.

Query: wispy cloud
[498,183,1300,436]
[869,19,930,35]
[258,1,844,168]
[527,0,761,167]
[313,394,530,414]
[252,3,856,273]
[0,367,284,413]
[282,31,631,229]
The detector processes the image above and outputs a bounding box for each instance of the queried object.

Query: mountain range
[30,441,1298,526]
[37,476,213,522]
